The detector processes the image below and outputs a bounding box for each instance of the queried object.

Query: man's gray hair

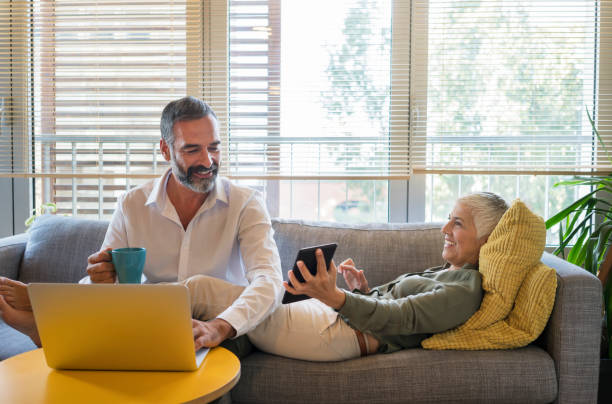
[457,192,509,239]
[160,96,217,148]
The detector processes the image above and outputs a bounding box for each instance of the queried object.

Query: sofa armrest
[0,233,29,279]
[541,251,601,404]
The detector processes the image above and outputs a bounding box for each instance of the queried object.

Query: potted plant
[545,108,612,402]
[24,202,58,231]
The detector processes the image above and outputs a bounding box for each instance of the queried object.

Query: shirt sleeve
[101,195,129,251]
[337,270,482,338]
[216,192,283,336]
[79,195,129,284]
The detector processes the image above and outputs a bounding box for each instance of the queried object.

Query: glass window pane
[425,1,597,172]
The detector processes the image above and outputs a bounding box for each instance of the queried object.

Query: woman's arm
[337,271,482,337]
[283,252,481,339]
[338,258,370,293]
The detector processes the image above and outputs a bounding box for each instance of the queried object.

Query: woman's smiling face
[441,202,486,269]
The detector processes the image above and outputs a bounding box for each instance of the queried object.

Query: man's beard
[171,159,219,194]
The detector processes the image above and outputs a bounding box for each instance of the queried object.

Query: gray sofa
[0,214,603,403]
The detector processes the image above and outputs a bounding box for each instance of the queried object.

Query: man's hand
[192,318,237,350]
[86,248,116,283]
[283,248,346,310]
[338,258,370,293]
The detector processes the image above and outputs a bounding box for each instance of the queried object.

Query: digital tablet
[282,243,338,304]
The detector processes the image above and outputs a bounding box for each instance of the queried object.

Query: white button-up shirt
[98,168,283,336]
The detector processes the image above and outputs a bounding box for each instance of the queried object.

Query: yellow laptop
[28,283,208,371]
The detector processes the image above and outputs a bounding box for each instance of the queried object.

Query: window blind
[1,0,411,184]
[225,0,410,180]
[1,0,207,215]
[1,0,611,200]
[410,0,611,175]
[1,0,205,178]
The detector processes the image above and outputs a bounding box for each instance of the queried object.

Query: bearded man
[84,96,283,350]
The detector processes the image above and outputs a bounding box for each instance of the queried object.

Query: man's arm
[215,192,283,337]
[81,196,128,284]
[192,318,236,350]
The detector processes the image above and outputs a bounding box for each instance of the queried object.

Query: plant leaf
[586,106,612,165]
[584,238,596,275]
[553,176,612,188]
[558,212,594,251]
[553,221,565,258]
[568,225,589,264]
[545,189,598,229]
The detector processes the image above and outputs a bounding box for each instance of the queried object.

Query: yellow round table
[0,347,240,404]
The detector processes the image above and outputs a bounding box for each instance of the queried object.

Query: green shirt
[337,264,482,353]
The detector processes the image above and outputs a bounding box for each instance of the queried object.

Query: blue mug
[111,247,146,284]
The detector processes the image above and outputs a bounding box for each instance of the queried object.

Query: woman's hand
[283,248,346,310]
[338,258,370,293]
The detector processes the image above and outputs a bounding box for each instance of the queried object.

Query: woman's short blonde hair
[457,192,509,239]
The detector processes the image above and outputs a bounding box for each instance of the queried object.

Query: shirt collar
[213,176,228,205]
[443,262,478,271]
[145,167,172,207]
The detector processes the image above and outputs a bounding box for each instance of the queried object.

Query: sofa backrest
[19,215,109,283]
[272,219,446,288]
[18,215,445,288]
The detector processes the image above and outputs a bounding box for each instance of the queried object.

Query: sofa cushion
[19,215,109,284]
[422,199,554,350]
[0,321,37,361]
[232,346,557,404]
[271,219,445,288]
[0,233,28,279]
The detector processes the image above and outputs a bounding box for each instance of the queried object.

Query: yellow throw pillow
[422,262,557,349]
[422,199,557,350]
